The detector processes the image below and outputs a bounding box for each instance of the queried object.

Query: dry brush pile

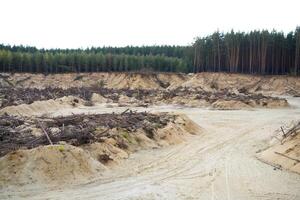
[0,85,287,109]
[0,111,175,157]
[0,108,200,186]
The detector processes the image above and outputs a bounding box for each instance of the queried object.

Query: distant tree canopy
[0,27,300,75]
[0,45,191,73]
[193,28,300,75]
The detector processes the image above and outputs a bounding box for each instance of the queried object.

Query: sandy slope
[2,72,300,95]
[1,97,300,200]
[0,96,84,116]
[257,122,300,174]
[0,113,202,190]
[0,145,106,188]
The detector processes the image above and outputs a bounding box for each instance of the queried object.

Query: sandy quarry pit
[1,72,299,96]
[0,72,299,199]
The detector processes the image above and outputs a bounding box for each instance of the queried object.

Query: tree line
[193,28,300,75]
[0,47,189,73]
[0,27,299,75]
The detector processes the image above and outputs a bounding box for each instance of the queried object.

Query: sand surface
[1,97,299,199]
[2,72,300,95]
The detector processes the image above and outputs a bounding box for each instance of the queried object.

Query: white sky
[1,0,299,49]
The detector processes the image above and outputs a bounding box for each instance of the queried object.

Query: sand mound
[118,94,139,104]
[4,72,299,95]
[0,145,105,188]
[261,98,289,108]
[169,96,210,107]
[94,114,203,153]
[211,100,252,110]
[105,73,162,89]
[168,73,216,92]
[7,73,176,90]
[175,114,202,135]
[155,113,202,146]
[254,77,300,96]
[211,98,288,110]
[257,134,300,174]
[91,93,112,104]
[83,142,129,166]
[81,116,200,165]
[157,73,188,88]
[0,74,13,88]
[0,96,83,116]
[257,123,300,174]
[168,72,300,95]
[0,113,202,188]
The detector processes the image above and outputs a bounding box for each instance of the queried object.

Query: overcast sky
[1,0,299,49]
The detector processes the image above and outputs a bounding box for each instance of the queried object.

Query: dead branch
[274,152,300,163]
[36,120,53,145]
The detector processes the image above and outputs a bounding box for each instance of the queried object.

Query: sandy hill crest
[1,72,299,95]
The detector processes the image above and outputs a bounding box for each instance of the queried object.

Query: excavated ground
[0,86,288,117]
[1,97,299,199]
[0,111,201,188]
[0,112,198,157]
[0,72,295,115]
[257,121,300,174]
[0,72,299,199]
[1,72,299,95]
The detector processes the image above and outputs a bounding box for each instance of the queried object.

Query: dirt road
[3,98,300,200]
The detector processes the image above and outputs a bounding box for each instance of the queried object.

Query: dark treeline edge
[0,27,299,75]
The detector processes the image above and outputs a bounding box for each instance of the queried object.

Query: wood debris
[0,111,175,157]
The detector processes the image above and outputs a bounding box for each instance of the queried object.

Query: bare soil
[1,72,299,95]
[257,121,300,174]
[0,111,200,156]
[0,97,299,199]
[0,111,201,189]
[0,72,299,199]
[0,86,288,117]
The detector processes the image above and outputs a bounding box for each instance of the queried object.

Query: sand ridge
[2,72,299,95]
